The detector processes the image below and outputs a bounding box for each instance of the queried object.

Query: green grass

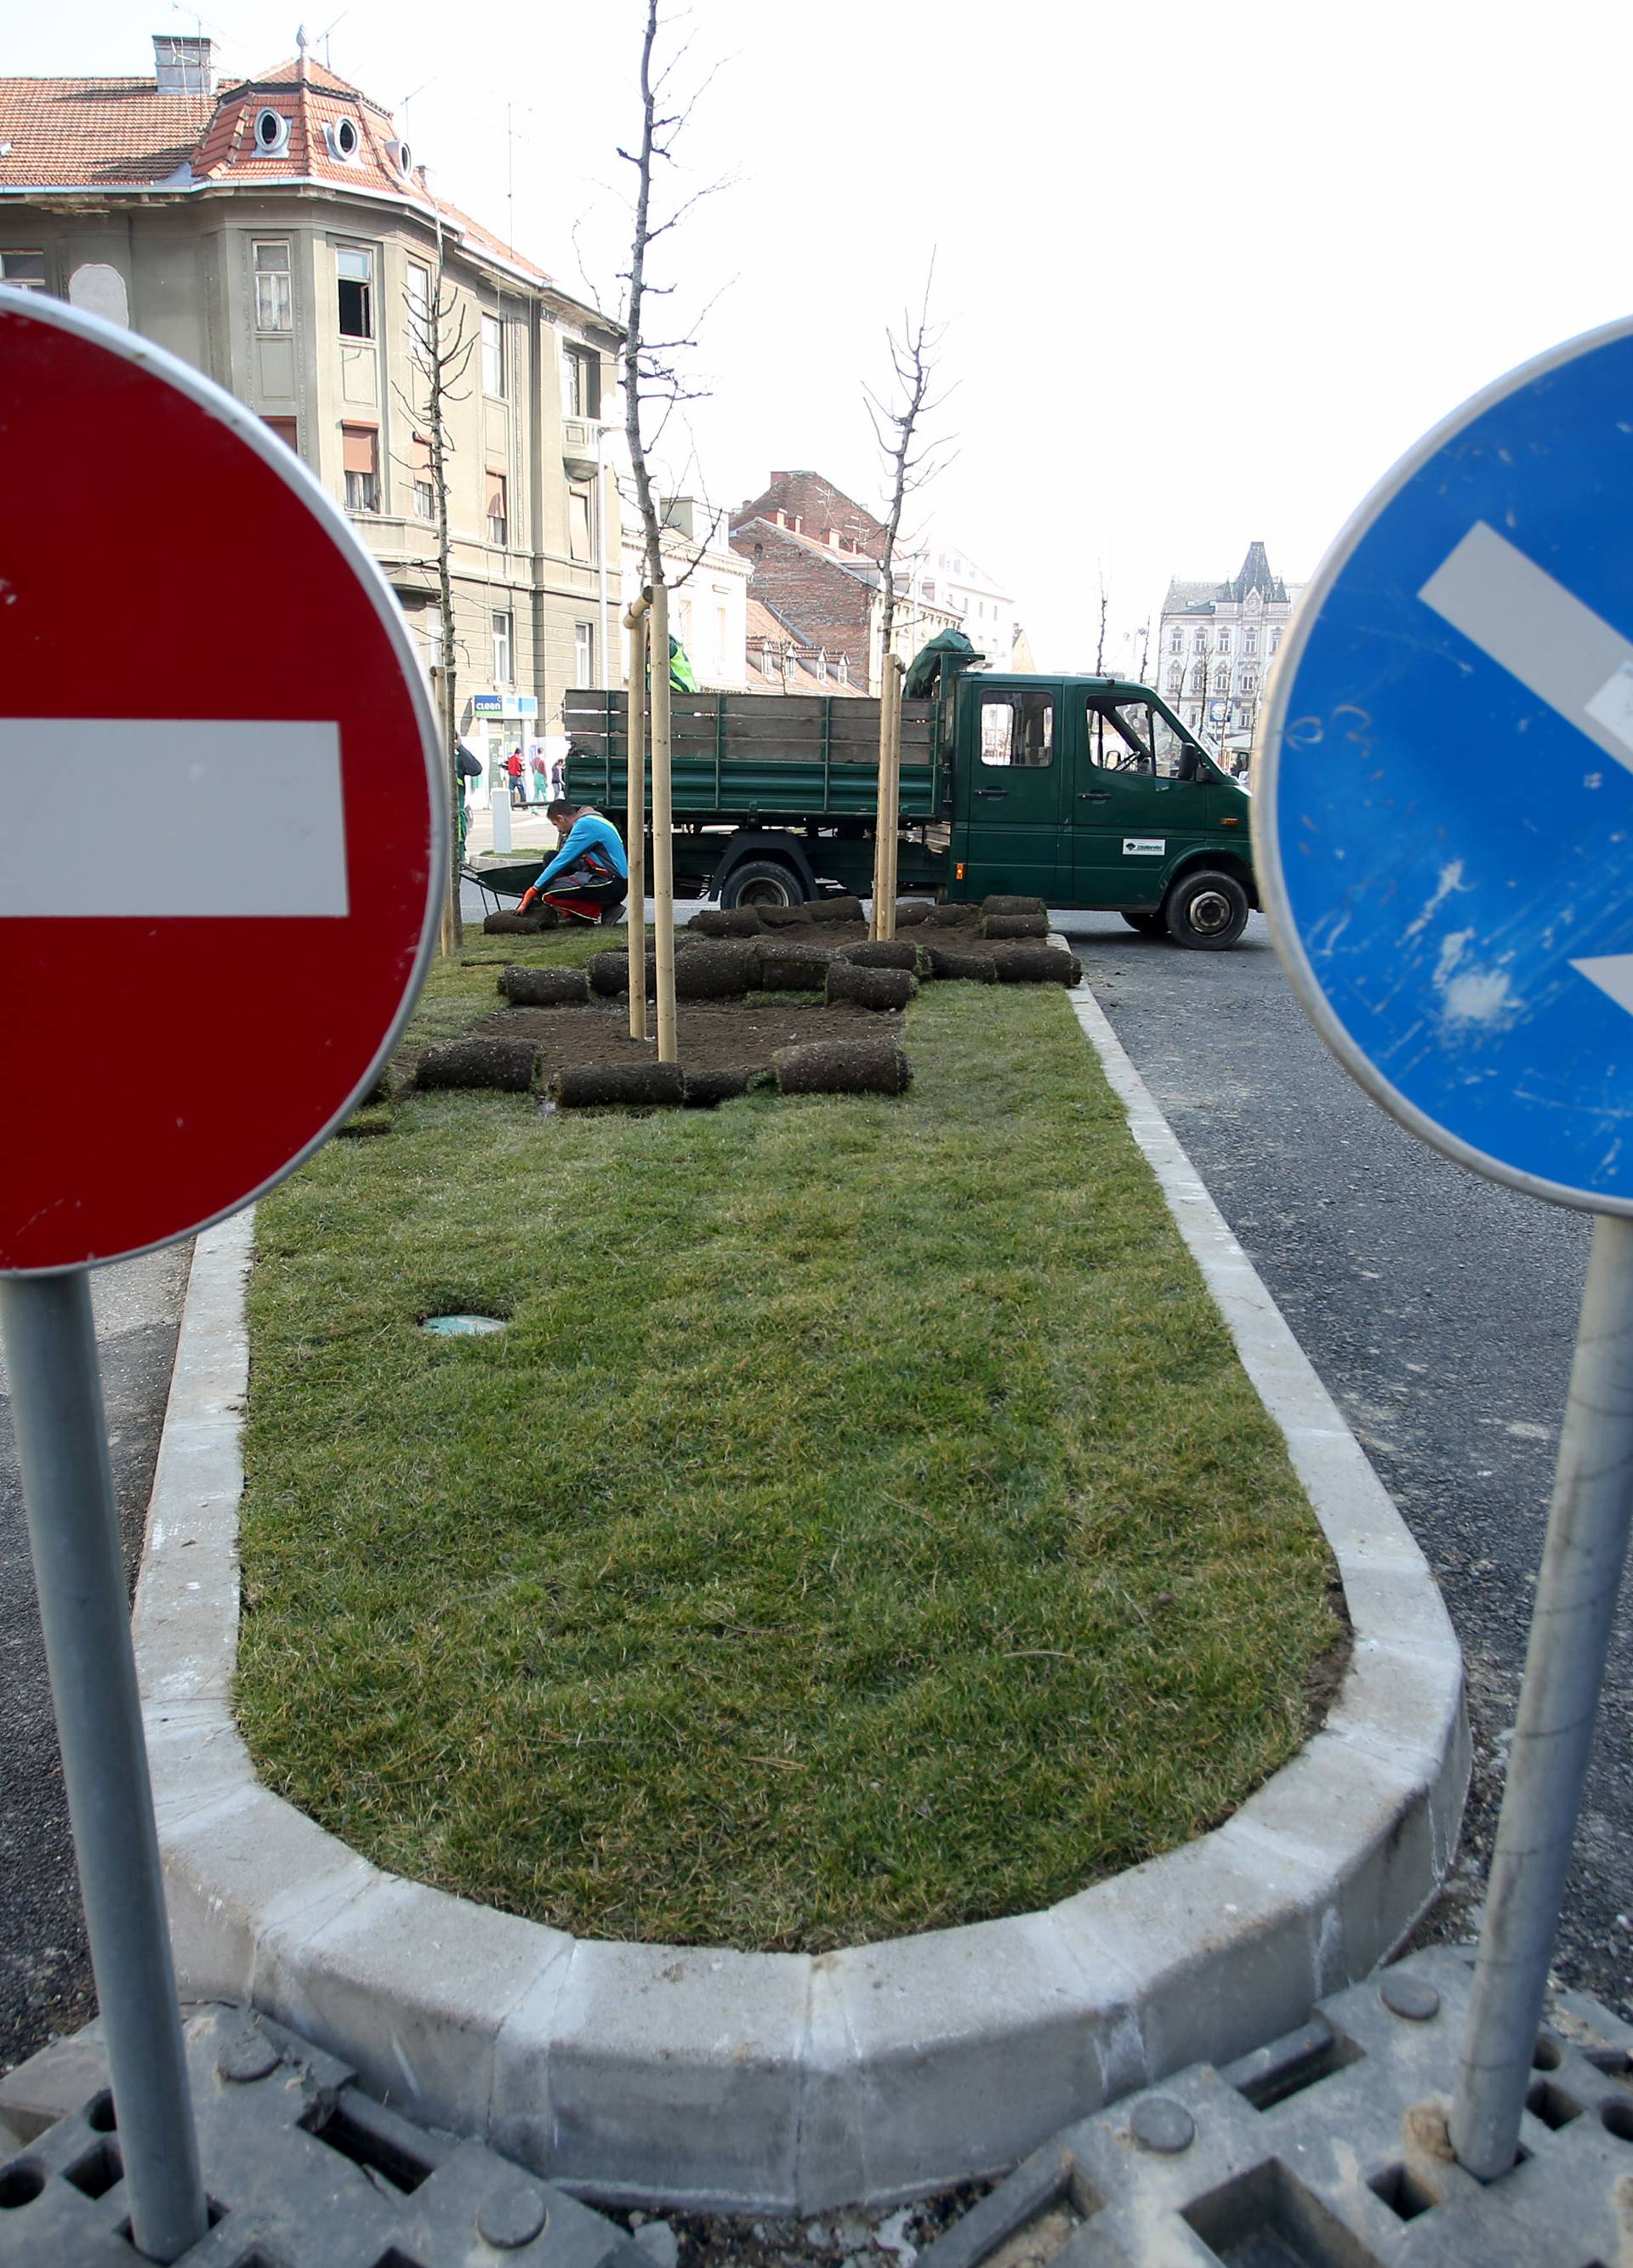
[236,950,1340,1952]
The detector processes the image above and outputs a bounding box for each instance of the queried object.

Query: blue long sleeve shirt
[533,812,628,889]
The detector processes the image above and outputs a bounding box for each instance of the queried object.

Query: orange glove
[518,886,538,913]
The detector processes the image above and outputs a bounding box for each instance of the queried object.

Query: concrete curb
[133,980,1469,2214]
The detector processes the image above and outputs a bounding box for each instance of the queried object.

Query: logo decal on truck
[1123,838,1166,856]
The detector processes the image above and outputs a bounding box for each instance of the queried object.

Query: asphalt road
[0,1246,191,2075]
[1057,907,1631,2019]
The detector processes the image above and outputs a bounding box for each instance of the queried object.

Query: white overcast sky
[18,1,1633,669]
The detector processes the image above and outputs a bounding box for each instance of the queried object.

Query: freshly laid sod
[236,943,1342,1952]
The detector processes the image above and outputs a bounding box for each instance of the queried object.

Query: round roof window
[254,107,289,154]
[333,116,360,161]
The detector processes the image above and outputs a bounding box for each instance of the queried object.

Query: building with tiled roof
[0,33,622,771]
[1156,540,1304,759]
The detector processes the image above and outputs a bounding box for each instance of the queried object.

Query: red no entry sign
[0,293,445,1273]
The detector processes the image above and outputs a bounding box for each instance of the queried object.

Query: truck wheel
[1164,870,1249,950]
[1120,910,1167,938]
[721,860,805,910]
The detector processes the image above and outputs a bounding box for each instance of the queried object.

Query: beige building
[1157,541,1302,760]
[0,34,622,780]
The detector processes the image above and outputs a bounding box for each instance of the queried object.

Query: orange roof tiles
[0,78,215,187]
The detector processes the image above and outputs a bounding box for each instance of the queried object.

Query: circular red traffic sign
[0,293,446,1273]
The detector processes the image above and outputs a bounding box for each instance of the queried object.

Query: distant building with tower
[1157,542,1303,758]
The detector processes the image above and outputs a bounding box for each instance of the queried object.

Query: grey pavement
[1054,907,1628,2020]
[0,1243,191,2073]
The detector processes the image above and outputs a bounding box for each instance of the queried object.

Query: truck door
[952,685,1063,901]
[1069,695,1214,908]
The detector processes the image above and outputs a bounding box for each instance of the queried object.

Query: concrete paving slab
[128,977,1470,2209]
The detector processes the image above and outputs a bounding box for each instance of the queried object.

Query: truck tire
[1164,869,1249,951]
[721,859,805,910]
[1120,910,1167,938]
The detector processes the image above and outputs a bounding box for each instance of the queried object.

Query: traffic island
[130,954,1466,2213]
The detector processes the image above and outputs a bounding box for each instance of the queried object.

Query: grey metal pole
[1448,1208,1633,2180]
[0,1270,208,2263]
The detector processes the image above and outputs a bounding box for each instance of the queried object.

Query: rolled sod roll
[927,901,979,927]
[674,941,758,999]
[894,900,932,926]
[981,912,1050,940]
[688,907,734,937]
[825,961,917,1010]
[553,1061,687,1109]
[990,943,1082,985]
[838,939,926,974]
[681,1066,771,1108]
[757,941,838,991]
[774,1036,912,1096]
[925,946,998,982]
[418,1037,538,1092]
[499,965,592,1006]
[589,949,659,998]
[980,894,1047,918]
[721,906,767,937]
[483,911,548,935]
[808,893,866,925]
[756,902,812,929]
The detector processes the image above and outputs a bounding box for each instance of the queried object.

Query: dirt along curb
[131,967,1469,2216]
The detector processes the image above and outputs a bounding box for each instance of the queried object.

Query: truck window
[1087,700,1208,782]
[980,692,1055,768]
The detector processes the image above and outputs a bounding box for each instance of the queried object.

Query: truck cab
[946,674,1256,946]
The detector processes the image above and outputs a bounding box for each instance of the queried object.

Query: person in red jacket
[504,748,526,808]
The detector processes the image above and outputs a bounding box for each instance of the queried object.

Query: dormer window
[254,107,289,156]
[326,116,361,163]
[385,139,413,180]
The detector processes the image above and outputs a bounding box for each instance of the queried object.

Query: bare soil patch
[469,992,903,1086]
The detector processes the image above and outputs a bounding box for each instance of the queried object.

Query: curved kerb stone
[132,970,1470,2214]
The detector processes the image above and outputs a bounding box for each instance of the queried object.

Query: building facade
[0,35,622,785]
[1157,541,1301,759]
[618,497,752,693]
[730,470,982,696]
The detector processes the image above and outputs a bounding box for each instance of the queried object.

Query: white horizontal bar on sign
[1418,521,1633,776]
[0,719,349,916]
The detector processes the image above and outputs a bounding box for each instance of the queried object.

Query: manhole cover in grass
[420,1313,507,1336]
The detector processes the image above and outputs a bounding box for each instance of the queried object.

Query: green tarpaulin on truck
[903,628,982,698]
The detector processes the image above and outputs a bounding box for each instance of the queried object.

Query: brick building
[730,471,961,694]
[0,34,621,780]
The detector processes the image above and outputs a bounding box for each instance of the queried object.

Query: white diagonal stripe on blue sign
[1418,521,1633,776]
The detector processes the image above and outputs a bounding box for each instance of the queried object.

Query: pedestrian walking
[505,747,526,808]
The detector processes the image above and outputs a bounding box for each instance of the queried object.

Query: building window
[760,646,777,681]
[263,416,299,453]
[561,343,599,419]
[341,423,378,511]
[1268,628,1281,653]
[492,610,513,684]
[410,431,434,520]
[1214,665,1230,693]
[253,240,293,333]
[1168,630,1182,654]
[336,246,373,339]
[568,482,593,565]
[1216,628,1231,654]
[405,261,430,354]
[0,249,48,291]
[486,468,509,546]
[1193,628,1208,653]
[253,107,290,155]
[481,313,505,397]
[1243,630,1257,655]
[574,621,595,682]
[1241,672,1257,693]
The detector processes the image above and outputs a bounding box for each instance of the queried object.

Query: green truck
[559,643,1258,948]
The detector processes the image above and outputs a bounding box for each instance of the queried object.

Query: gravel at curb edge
[131,972,1470,2215]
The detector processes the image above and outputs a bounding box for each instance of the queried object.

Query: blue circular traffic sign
[1255,314,1633,1214]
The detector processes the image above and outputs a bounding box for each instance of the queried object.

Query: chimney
[660,496,697,541]
[152,33,215,93]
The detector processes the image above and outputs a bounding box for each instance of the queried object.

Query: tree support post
[624,595,650,1041]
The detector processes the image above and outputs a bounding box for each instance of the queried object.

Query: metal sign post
[1254,313,1633,2185]
[0,1275,208,2261]
[0,291,443,2256]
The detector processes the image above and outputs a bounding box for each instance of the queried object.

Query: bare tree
[864,265,953,939]
[617,0,727,595]
[1094,570,1110,675]
[395,218,475,951]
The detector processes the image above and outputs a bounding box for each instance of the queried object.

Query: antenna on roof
[311,7,348,70]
